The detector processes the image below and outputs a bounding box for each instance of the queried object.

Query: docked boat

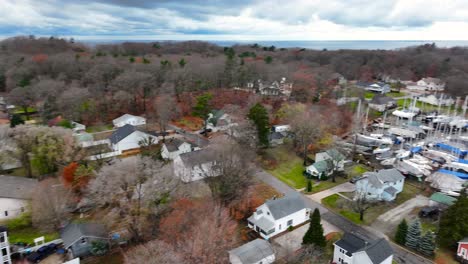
[392,108,418,119]
[356,133,393,146]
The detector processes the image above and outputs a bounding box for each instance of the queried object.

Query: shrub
[288,226,294,232]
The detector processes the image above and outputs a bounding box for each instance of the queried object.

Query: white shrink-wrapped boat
[392,108,418,119]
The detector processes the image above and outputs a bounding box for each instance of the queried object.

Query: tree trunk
[23,106,30,120]
[359,211,364,221]
[303,143,307,166]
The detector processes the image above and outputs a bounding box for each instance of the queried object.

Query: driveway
[308,182,355,203]
[372,195,430,233]
[273,220,340,256]
[255,169,434,264]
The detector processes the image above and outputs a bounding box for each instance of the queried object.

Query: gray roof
[109,124,136,144]
[61,223,108,248]
[384,186,398,195]
[335,233,393,262]
[361,169,405,189]
[229,239,274,264]
[269,131,285,141]
[179,148,217,167]
[265,195,307,220]
[460,237,468,243]
[247,215,275,231]
[370,95,395,105]
[164,138,188,152]
[0,175,38,199]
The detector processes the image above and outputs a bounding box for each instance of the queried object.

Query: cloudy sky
[1,0,468,40]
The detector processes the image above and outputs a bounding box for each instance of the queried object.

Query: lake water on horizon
[81,40,468,50]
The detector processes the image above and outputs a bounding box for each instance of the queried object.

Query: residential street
[255,169,434,264]
[308,182,355,203]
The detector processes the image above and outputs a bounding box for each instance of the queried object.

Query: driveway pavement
[255,169,434,264]
[372,195,430,233]
[274,220,340,253]
[308,182,355,203]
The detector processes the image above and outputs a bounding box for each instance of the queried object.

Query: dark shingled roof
[335,233,393,262]
[0,226,7,232]
[109,124,136,144]
[370,95,395,105]
[179,148,218,167]
[164,138,189,152]
[0,175,38,199]
[229,239,274,263]
[61,223,108,248]
[265,194,307,220]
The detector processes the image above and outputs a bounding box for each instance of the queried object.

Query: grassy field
[264,146,307,189]
[346,164,371,177]
[365,92,375,99]
[396,98,456,113]
[386,91,406,98]
[311,176,348,194]
[13,107,37,114]
[8,227,59,245]
[321,182,424,225]
[86,124,114,133]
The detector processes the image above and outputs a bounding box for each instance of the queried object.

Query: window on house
[81,238,87,244]
[367,192,371,195]
[287,219,293,226]
[0,235,4,243]
[267,212,270,215]
[279,224,281,230]
[2,248,7,256]
[4,211,7,217]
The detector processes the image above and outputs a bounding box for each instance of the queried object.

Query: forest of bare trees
[0,36,467,127]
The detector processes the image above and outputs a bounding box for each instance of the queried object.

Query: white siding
[0,198,28,220]
[111,131,158,153]
[173,157,219,183]
[161,142,193,160]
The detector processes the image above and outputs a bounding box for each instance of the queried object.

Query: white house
[457,238,468,262]
[207,110,237,132]
[355,169,405,201]
[417,77,445,91]
[306,149,345,178]
[173,148,220,182]
[228,239,275,264]
[109,124,158,154]
[112,114,146,128]
[418,94,454,106]
[161,138,199,160]
[272,125,291,133]
[0,175,38,220]
[368,95,397,112]
[71,121,86,133]
[333,233,393,264]
[247,195,311,239]
[0,226,11,264]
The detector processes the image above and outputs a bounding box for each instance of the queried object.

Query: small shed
[61,223,109,258]
[228,239,275,264]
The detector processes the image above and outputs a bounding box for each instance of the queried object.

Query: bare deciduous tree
[351,191,374,222]
[124,240,184,264]
[31,178,72,232]
[154,94,177,141]
[290,109,324,165]
[87,156,179,242]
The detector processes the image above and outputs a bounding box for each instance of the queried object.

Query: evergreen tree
[306,179,313,193]
[247,103,270,147]
[419,232,436,257]
[438,188,468,248]
[405,219,422,250]
[303,208,326,247]
[193,93,213,135]
[10,114,24,128]
[395,219,408,245]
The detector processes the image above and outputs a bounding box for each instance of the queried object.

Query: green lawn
[13,107,37,114]
[85,124,114,133]
[8,227,59,245]
[264,146,307,189]
[396,99,455,113]
[386,91,406,98]
[364,92,375,99]
[322,182,424,225]
[311,176,349,194]
[346,164,371,177]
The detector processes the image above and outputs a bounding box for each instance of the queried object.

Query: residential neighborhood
[0,5,467,264]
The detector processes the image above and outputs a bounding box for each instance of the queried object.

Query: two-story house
[333,233,393,264]
[306,149,345,178]
[355,169,405,201]
[247,195,311,239]
[161,138,199,160]
[417,77,445,91]
[0,226,11,264]
[173,148,220,182]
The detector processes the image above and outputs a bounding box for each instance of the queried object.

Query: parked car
[419,206,439,218]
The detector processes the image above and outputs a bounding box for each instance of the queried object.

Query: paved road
[255,169,434,264]
[308,182,355,203]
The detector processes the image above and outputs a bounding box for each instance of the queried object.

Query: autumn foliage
[62,162,79,188]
